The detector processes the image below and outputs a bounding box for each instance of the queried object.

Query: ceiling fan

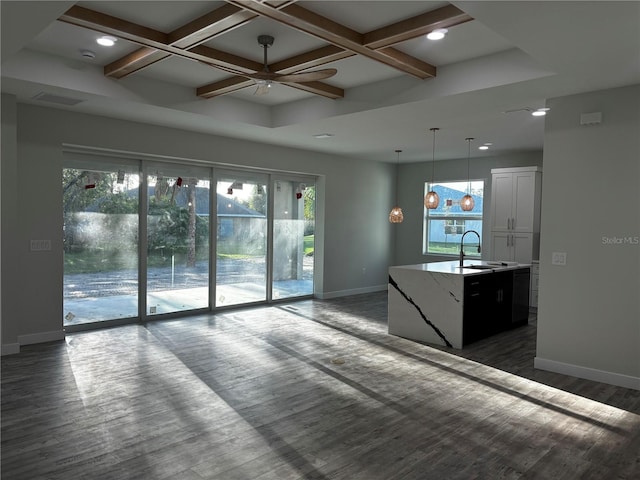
[246,35,337,95]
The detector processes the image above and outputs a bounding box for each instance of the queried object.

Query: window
[423,180,484,256]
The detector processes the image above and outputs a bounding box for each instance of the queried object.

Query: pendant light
[424,127,440,209]
[460,137,475,211]
[389,149,404,223]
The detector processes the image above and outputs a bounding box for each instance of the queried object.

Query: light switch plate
[30,239,51,251]
[552,252,567,265]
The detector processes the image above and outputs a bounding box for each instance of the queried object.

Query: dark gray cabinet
[462,267,530,345]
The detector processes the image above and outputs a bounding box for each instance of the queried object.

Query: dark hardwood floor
[2,292,639,479]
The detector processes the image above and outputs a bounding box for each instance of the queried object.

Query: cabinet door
[492,271,513,333]
[491,231,513,261]
[512,232,533,264]
[512,172,536,232]
[491,173,514,231]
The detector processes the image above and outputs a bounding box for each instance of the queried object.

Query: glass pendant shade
[389,206,404,223]
[424,190,440,209]
[461,194,475,211]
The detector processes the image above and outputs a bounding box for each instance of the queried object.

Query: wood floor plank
[2,292,639,479]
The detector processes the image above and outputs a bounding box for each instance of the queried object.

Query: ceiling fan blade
[244,37,338,87]
[275,69,337,83]
[245,71,278,82]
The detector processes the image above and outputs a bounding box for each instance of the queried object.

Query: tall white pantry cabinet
[490,167,542,264]
[490,167,542,308]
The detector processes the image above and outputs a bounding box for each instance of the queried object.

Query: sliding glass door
[272,178,315,299]
[63,162,140,326]
[215,171,268,307]
[64,157,316,328]
[146,165,211,316]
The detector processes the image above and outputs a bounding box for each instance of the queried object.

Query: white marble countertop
[390,260,531,276]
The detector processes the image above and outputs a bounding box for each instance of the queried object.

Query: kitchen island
[388,260,530,348]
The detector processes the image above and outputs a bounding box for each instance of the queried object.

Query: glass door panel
[63,165,139,326]
[215,173,267,307]
[147,168,210,316]
[272,180,315,299]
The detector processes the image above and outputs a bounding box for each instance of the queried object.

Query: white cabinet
[491,168,542,233]
[490,167,542,263]
[491,231,535,264]
[490,167,542,308]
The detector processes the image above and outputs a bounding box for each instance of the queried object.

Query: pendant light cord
[466,137,473,194]
[430,128,439,186]
[395,149,401,203]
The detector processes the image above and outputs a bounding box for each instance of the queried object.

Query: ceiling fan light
[427,28,448,40]
[389,206,404,223]
[424,190,439,209]
[461,194,475,211]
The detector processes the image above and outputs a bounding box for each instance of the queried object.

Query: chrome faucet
[459,230,481,267]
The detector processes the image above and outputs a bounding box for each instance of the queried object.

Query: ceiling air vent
[31,92,85,106]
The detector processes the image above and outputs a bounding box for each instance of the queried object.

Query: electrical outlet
[552,252,567,265]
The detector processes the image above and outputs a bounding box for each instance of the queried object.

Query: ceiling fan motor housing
[258,35,274,48]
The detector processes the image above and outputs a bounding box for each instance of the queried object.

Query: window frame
[422,180,485,257]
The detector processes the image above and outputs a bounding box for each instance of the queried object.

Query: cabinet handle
[512,217,516,229]
[507,218,511,230]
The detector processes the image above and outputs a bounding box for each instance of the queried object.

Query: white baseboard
[535,356,640,391]
[316,284,387,300]
[17,330,65,346]
[1,343,20,356]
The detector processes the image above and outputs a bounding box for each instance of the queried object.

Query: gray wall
[1,99,394,349]
[393,151,543,267]
[535,84,640,388]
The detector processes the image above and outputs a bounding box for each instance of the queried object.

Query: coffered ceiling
[2,1,639,162]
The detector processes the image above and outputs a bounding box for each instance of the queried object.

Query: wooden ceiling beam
[197,3,472,98]
[224,0,437,79]
[104,1,298,79]
[268,44,353,74]
[60,5,261,76]
[197,77,254,98]
[279,81,344,99]
[362,4,473,49]
[197,73,344,100]
[168,4,256,49]
[61,2,473,100]
[102,4,256,78]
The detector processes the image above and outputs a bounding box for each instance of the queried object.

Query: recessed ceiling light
[478,145,489,150]
[427,28,448,40]
[96,36,117,47]
[313,133,334,139]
